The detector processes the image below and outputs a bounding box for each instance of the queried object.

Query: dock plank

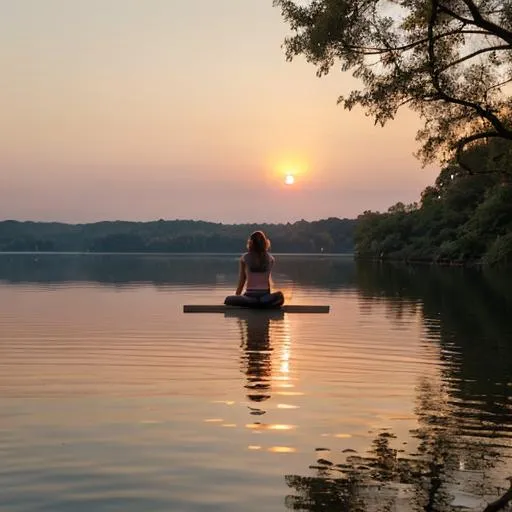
[183,305,330,313]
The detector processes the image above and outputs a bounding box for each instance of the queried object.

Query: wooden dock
[183,305,330,314]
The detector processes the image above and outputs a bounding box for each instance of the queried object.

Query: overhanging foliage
[274,0,512,172]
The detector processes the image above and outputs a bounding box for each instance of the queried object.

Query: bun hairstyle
[247,231,271,254]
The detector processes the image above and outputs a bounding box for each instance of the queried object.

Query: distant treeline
[0,218,355,254]
[355,139,512,266]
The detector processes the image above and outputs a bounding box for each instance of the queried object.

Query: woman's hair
[247,231,271,254]
[246,231,271,272]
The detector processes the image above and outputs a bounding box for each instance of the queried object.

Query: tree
[353,138,512,264]
[274,0,512,173]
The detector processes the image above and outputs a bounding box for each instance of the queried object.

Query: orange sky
[0,0,438,223]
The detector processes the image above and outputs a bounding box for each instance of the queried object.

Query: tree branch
[396,97,414,108]
[461,0,512,45]
[439,44,510,72]
[428,2,512,140]
[344,30,493,56]
[438,4,475,25]
[454,131,501,174]
[487,77,512,93]
[483,478,512,512]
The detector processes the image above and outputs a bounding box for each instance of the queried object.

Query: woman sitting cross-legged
[224,231,284,309]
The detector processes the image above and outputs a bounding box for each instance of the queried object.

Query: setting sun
[268,155,310,188]
[285,174,295,185]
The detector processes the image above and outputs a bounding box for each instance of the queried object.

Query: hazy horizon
[0,214,357,225]
[1,0,439,224]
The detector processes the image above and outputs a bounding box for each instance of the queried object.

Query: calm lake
[1,254,511,512]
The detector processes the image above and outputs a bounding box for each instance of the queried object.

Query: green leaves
[274,0,512,169]
[353,138,512,265]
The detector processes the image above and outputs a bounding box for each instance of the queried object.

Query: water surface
[1,254,511,511]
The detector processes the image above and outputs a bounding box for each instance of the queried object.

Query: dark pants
[224,290,285,309]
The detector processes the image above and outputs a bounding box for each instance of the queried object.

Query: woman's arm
[269,255,275,290]
[235,258,246,295]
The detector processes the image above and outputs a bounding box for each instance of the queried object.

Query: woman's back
[243,252,274,291]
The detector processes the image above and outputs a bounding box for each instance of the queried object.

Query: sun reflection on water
[275,315,292,386]
[268,446,296,453]
[245,423,296,431]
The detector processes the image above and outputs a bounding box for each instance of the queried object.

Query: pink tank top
[243,252,274,291]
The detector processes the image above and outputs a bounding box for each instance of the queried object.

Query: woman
[224,231,285,309]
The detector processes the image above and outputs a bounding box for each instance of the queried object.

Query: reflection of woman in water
[224,231,284,308]
[240,314,273,403]
[234,309,284,404]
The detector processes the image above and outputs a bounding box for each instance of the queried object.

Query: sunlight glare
[269,155,309,187]
[285,174,295,185]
